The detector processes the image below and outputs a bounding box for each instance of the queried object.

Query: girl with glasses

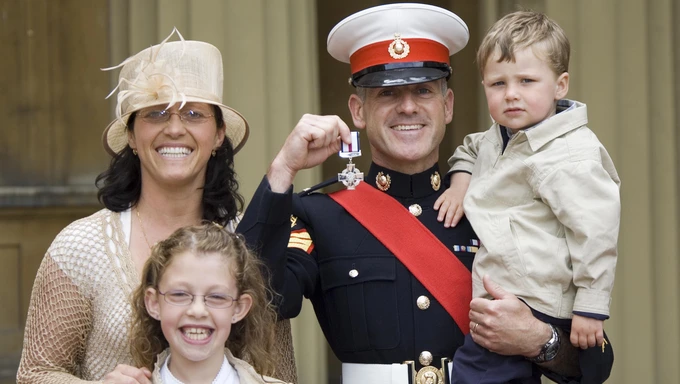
[130,223,288,384]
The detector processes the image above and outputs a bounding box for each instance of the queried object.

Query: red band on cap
[350,38,450,74]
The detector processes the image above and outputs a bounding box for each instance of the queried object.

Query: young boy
[436,11,620,383]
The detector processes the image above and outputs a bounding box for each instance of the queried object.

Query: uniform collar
[366,162,442,199]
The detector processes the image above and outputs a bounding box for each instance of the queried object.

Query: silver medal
[338,131,364,190]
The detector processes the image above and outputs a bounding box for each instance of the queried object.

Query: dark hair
[95,105,244,225]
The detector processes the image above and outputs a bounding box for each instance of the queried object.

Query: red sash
[330,181,472,334]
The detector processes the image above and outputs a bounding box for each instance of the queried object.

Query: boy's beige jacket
[450,100,620,319]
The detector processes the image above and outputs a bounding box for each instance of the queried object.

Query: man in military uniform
[239,4,612,384]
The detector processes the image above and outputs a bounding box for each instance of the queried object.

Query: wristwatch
[528,323,560,363]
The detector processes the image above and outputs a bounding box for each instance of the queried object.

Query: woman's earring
[132,149,138,156]
[211,149,216,157]
[232,317,237,323]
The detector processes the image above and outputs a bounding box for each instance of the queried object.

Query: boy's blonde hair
[476,10,570,77]
[130,223,277,376]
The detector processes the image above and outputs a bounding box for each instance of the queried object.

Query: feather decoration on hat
[102,27,188,124]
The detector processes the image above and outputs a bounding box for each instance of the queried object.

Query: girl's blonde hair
[130,223,277,376]
[476,10,570,78]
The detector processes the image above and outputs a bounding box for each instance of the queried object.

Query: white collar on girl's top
[160,353,238,384]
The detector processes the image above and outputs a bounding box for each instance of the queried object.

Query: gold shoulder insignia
[290,215,298,228]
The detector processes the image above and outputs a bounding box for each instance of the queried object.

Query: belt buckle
[403,358,450,384]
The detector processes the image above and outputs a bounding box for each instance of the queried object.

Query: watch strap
[528,323,560,363]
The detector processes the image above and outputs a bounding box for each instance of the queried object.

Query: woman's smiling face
[128,102,225,189]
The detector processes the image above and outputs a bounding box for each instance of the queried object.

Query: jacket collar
[524,99,587,151]
[366,162,442,199]
[487,99,588,153]
[152,348,289,384]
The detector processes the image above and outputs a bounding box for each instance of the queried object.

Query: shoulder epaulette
[298,177,339,197]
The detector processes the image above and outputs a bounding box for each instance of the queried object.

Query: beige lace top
[17,209,297,383]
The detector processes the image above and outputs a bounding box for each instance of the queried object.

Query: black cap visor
[352,62,451,88]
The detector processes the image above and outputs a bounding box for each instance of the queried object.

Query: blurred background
[1,0,678,383]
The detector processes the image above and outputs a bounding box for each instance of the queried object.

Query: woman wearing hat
[17,30,296,384]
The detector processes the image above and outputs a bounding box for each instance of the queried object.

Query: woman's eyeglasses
[139,109,214,125]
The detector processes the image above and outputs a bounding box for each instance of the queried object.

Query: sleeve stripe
[288,229,314,253]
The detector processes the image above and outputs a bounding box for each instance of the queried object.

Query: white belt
[342,361,454,384]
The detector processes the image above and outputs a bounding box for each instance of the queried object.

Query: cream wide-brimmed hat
[102,28,249,156]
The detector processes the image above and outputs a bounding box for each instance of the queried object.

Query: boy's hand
[434,188,464,227]
[434,172,471,227]
[570,314,604,349]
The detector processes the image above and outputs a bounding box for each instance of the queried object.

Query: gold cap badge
[388,33,410,59]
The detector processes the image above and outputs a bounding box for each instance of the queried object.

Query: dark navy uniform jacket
[239,161,614,383]
[239,162,478,370]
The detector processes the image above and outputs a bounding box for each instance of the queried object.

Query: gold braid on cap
[101,27,188,125]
